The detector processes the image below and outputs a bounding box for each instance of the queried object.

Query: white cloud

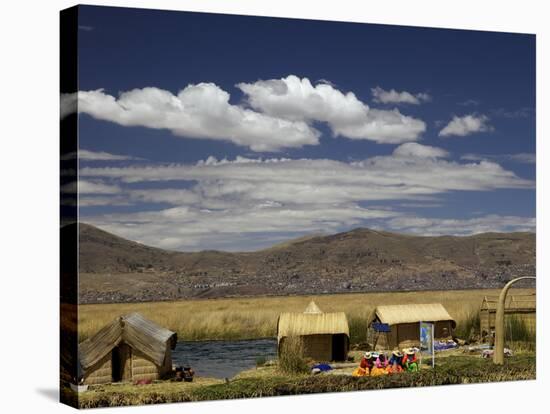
[386,214,535,236]
[79,180,121,194]
[79,149,141,161]
[371,86,431,105]
[461,153,536,164]
[128,188,201,205]
[439,114,493,137]
[86,203,398,251]
[237,75,426,144]
[61,149,141,161]
[71,76,427,148]
[79,196,131,207]
[392,142,449,159]
[80,145,532,199]
[77,144,534,250]
[61,180,121,195]
[76,85,320,152]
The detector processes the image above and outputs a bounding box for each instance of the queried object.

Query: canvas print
[60,5,536,409]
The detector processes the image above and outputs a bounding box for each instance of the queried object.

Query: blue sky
[69,5,536,251]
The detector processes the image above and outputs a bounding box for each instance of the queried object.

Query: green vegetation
[454,310,480,339]
[505,316,536,352]
[506,316,535,343]
[255,356,267,367]
[348,313,371,345]
[66,354,535,409]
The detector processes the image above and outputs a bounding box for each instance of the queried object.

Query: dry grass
[78,288,535,343]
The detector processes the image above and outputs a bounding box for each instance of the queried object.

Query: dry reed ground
[78,288,535,343]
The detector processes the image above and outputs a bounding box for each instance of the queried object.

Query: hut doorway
[112,344,132,382]
[331,334,348,361]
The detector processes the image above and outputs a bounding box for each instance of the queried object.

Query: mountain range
[74,223,536,303]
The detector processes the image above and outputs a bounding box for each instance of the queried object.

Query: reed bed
[78,288,535,343]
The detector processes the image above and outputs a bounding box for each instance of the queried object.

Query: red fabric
[403,354,417,364]
[360,357,374,370]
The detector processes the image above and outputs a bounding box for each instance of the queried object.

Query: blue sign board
[372,323,391,333]
[420,321,435,367]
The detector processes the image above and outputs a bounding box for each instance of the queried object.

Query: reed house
[368,303,456,350]
[78,313,177,385]
[479,294,536,340]
[277,301,350,362]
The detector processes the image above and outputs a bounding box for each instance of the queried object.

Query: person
[403,348,419,372]
[371,352,389,376]
[353,352,375,376]
[388,350,404,374]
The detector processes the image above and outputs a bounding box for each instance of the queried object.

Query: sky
[66,5,536,251]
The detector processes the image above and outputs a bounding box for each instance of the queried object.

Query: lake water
[172,338,277,379]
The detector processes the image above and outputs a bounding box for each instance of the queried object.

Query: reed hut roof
[277,303,349,343]
[304,301,323,314]
[481,294,536,312]
[78,313,177,370]
[373,303,456,328]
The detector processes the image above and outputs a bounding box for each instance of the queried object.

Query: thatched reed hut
[480,294,536,339]
[369,303,456,350]
[277,301,349,362]
[78,313,177,385]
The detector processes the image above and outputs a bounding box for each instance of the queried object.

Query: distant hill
[74,223,536,303]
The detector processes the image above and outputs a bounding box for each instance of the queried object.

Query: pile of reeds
[277,336,309,374]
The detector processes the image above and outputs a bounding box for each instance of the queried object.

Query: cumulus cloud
[439,114,493,137]
[237,75,426,144]
[386,214,535,236]
[76,85,320,152]
[70,76,427,149]
[371,86,431,105]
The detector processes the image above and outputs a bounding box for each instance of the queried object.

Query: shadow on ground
[36,388,59,402]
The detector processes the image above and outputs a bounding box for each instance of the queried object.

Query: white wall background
[0,0,546,413]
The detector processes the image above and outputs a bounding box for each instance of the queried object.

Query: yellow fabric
[370,367,389,376]
[352,367,368,377]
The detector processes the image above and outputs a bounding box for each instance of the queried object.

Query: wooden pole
[493,276,536,364]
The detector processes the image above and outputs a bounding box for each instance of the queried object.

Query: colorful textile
[434,340,458,351]
[405,362,419,372]
[387,364,403,374]
[370,366,389,376]
[312,363,333,372]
